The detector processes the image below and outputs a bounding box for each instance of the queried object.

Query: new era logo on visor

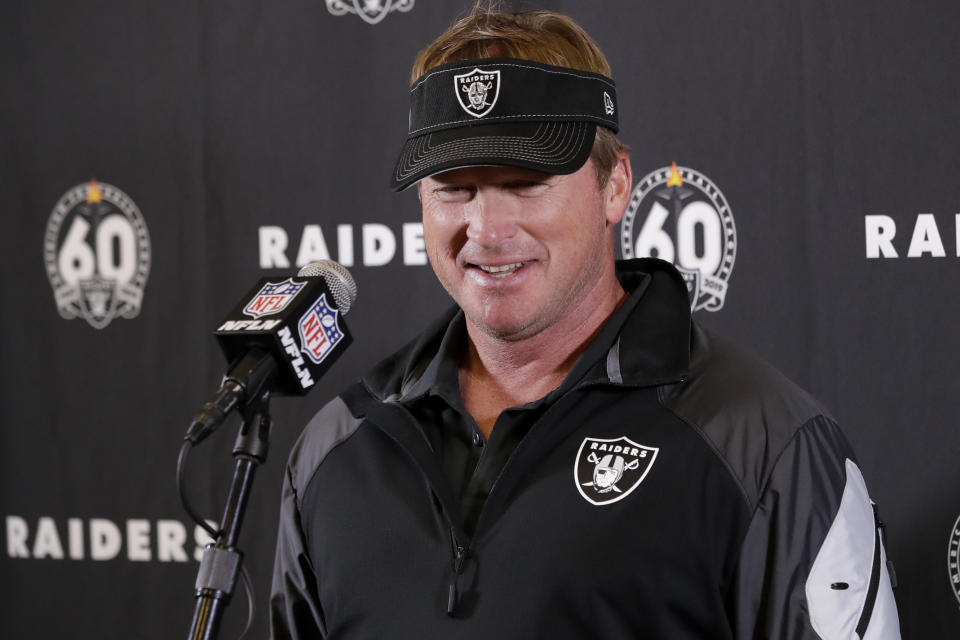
[575,437,659,506]
[454,68,500,118]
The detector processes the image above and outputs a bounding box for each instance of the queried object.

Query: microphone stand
[187,388,272,640]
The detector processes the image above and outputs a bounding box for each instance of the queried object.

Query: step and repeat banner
[2,0,958,637]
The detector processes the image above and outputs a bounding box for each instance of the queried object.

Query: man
[271,8,901,639]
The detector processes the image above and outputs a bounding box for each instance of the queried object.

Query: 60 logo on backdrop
[619,164,736,312]
[43,180,151,329]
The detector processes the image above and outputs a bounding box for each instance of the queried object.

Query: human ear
[604,152,632,226]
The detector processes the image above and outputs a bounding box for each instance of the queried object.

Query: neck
[459,277,626,438]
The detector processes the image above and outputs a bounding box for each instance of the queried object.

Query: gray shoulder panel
[732,415,855,638]
[806,459,901,640]
[287,396,364,503]
[661,323,834,508]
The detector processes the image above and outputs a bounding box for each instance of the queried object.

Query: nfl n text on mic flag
[186,260,357,444]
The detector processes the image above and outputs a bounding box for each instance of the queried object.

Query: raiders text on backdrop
[259,223,427,268]
[5,516,214,562]
[865,213,960,258]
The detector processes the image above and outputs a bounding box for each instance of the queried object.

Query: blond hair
[411,7,628,187]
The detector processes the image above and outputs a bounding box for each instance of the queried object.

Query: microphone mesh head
[296,260,358,315]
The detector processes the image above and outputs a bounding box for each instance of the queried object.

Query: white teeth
[478,262,524,277]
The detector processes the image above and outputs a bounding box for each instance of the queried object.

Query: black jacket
[270,258,900,639]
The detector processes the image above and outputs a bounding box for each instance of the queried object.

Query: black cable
[236,563,255,640]
[177,439,220,539]
[179,406,261,638]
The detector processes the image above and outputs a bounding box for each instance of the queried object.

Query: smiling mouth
[476,262,526,278]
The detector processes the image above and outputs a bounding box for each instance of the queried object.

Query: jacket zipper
[379,378,685,617]
[854,503,884,637]
[365,402,473,617]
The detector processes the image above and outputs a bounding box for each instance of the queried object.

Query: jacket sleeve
[733,415,901,640]
[269,463,326,639]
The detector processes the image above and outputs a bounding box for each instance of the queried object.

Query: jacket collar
[605,258,691,387]
[355,258,691,411]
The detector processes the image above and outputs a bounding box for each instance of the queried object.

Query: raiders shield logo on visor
[453,67,501,118]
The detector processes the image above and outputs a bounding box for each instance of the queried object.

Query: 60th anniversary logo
[950,512,960,608]
[620,163,736,312]
[43,180,151,329]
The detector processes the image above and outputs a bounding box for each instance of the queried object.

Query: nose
[464,189,518,248]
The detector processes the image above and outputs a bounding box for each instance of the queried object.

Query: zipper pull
[446,582,458,615]
[447,532,466,616]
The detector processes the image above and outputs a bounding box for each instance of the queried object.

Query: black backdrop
[2,1,959,637]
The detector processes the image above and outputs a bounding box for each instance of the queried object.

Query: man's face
[419,158,628,342]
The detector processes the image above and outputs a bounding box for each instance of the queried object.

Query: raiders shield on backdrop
[324,0,415,25]
[575,437,659,506]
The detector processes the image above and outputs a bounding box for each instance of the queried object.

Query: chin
[469,311,540,342]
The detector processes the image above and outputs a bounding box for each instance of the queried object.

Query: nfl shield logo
[454,68,501,118]
[298,294,344,365]
[574,436,659,506]
[243,278,306,318]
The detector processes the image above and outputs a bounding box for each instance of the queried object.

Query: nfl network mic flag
[215,276,353,396]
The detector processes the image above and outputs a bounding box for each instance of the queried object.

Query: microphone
[185,260,358,444]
